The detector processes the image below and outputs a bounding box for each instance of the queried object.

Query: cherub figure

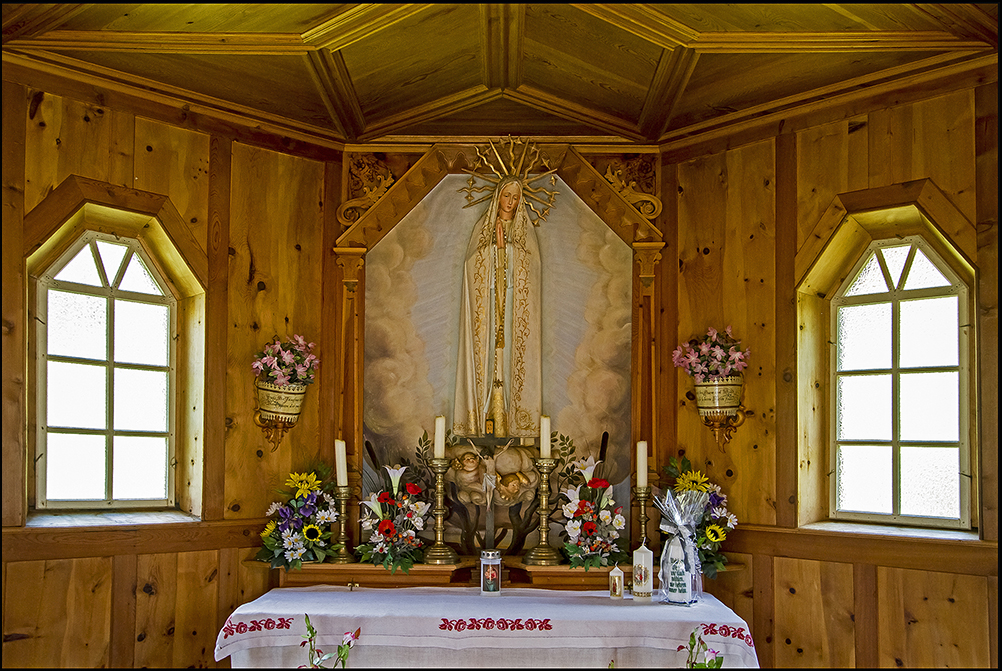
[451,451,486,505]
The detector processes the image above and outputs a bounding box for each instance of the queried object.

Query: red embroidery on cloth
[221,616,294,639]
[439,617,552,632]
[700,622,755,648]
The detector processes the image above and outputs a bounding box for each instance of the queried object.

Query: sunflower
[673,469,710,493]
[286,471,321,499]
[302,524,323,542]
[705,524,726,543]
[260,520,276,538]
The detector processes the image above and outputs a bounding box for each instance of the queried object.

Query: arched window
[36,231,176,508]
[830,236,969,528]
[796,179,978,532]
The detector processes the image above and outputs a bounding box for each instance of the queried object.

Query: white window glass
[899,296,958,368]
[837,374,892,440]
[54,246,102,286]
[114,368,168,432]
[900,446,960,519]
[115,300,170,366]
[46,433,107,500]
[837,303,891,371]
[113,436,168,499]
[837,444,892,514]
[38,232,175,508]
[903,248,949,290]
[899,372,959,442]
[95,240,128,283]
[119,254,163,295]
[844,253,888,296]
[47,361,106,429]
[881,246,910,288]
[831,237,967,529]
[48,291,107,361]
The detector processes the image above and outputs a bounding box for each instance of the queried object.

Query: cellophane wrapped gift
[655,488,708,605]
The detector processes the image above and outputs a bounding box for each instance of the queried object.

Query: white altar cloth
[215,585,759,668]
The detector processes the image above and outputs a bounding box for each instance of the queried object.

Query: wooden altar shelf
[245,559,478,588]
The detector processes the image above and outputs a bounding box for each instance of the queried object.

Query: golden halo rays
[458,136,559,225]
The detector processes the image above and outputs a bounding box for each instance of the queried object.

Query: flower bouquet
[252,334,320,387]
[559,457,630,570]
[663,456,737,579]
[356,465,432,573]
[301,613,359,669]
[257,471,342,570]
[672,326,750,382]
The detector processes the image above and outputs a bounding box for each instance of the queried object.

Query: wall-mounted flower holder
[254,380,307,451]
[694,375,746,451]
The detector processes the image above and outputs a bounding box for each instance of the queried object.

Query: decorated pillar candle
[434,416,446,459]
[540,416,551,458]
[636,441,648,487]
[632,541,653,601]
[609,563,624,599]
[335,439,348,486]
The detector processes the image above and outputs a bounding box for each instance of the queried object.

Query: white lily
[599,484,613,509]
[384,465,407,493]
[360,492,383,517]
[575,456,600,481]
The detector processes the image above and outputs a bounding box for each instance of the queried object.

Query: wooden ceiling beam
[480,3,524,91]
[1,4,90,45]
[912,4,999,50]
[638,46,698,142]
[358,86,502,142]
[506,85,645,142]
[571,4,697,50]
[302,4,432,52]
[691,30,992,53]
[305,50,365,142]
[6,30,311,54]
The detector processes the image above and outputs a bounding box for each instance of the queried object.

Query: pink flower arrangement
[672,326,750,383]
[252,334,319,387]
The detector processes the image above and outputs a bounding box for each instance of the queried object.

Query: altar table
[215,585,759,668]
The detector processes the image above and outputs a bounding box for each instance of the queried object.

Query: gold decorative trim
[337,155,396,228]
[603,159,662,222]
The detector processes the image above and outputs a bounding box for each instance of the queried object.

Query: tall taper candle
[434,416,446,459]
[540,416,551,458]
[335,439,348,487]
[636,441,648,487]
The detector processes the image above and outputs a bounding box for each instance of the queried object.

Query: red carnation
[377,519,396,536]
[377,492,395,505]
[582,521,597,535]
[406,482,422,495]
[587,478,609,489]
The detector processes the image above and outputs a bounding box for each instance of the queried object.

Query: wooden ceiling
[2,4,998,146]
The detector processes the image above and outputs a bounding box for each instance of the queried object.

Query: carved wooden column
[333,247,366,462]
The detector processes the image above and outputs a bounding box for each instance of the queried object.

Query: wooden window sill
[25,509,201,528]
[801,520,980,542]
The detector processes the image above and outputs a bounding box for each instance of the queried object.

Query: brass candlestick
[332,485,355,564]
[633,485,652,547]
[522,457,562,566]
[424,457,459,565]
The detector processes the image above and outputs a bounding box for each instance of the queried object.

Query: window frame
[35,230,178,509]
[828,235,971,529]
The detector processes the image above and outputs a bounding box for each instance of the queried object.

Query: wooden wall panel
[877,566,991,668]
[23,93,134,213]
[173,550,220,667]
[795,120,849,253]
[225,143,325,520]
[133,117,211,255]
[868,90,977,222]
[702,552,754,632]
[676,140,778,527]
[134,553,178,668]
[774,557,855,668]
[2,558,113,667]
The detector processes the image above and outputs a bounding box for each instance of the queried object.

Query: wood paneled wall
[2,64,997,668]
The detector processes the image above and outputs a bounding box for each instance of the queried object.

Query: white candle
[335,439,348,486]
[636,441,648,487]
[540,416,551,458]
[434,416,446,459]
[609,563,624,599]
[633,542,654,601]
